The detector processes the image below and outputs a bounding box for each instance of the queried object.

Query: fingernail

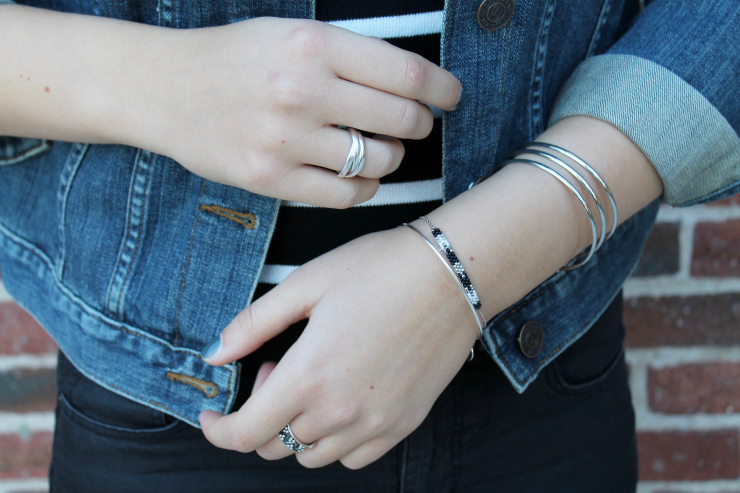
[450,86,465,111]
[200,334,223,362]
[456,86,465,107]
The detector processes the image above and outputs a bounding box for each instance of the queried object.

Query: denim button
[477,0,515,31]
[518,321,544,358]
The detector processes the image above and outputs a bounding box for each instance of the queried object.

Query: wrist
[104,25,187,152]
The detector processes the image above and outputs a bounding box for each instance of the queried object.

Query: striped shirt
[248,0,445,362]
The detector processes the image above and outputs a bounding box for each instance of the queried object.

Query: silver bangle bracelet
[503,158,599,270]
[525,142,618,241]
[400,223,485,362]
[511,148,607,252]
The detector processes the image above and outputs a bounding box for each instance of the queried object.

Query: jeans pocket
[0,137,53,166]
[546,345,626,396]
[56,351,183,437]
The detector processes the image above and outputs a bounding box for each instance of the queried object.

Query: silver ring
[338,127,366,178]
[278,424,316,453]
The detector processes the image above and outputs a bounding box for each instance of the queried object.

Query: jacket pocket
[0,137,53,166]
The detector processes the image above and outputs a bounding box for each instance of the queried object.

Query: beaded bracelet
[400,222,485,362]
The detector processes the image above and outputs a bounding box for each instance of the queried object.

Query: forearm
[416,115,664,321]
[0,5,174,147]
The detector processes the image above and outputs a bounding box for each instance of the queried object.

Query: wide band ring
[337,127,366,178]
[278,424,316,453]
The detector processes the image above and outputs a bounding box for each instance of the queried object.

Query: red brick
[633,223,680,277]
[0,302,57,354]
[649,363,740,414]
[0,432,52,479]
[625,294,740,347]
[0,368,57,412]
[708,193,740,207]
[637,430,740,481]
[692,220,740,277]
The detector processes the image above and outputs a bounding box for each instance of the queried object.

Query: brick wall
[0,197,738,492]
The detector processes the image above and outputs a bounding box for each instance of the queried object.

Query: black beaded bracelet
[420,216,483,311]
[401,222,485,362]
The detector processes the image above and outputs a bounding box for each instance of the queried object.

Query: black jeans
[50,293,637,493]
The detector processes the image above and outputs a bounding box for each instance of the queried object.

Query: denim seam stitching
[489,23,512,167]
[245,197,281,306]
[529,0,557,137]
[106,150,154,316]
[56,143,89,280]
[174,179,207,347]
[585,0,613,58]
[0,221,236,394]
[0,139,52,165]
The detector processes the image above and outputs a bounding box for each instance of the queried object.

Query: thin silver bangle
[525,142,618,241]
[503,158,598,270]
[511,148,607,252]
[400,223,485,361]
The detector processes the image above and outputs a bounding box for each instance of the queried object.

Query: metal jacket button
[518,321,544,358]
[477,0,515,31]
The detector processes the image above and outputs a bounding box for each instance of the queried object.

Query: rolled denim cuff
[549,54,740,206]
[0,1,17,4]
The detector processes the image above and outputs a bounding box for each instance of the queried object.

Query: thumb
[199,274,313,366]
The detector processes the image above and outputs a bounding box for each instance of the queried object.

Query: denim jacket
[1,0,739,427]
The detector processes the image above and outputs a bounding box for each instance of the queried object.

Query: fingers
[200,362,305,453]
[325,24,462,111]
[277,165,380,208]
[202,274,314,366]
[337,437,398,470]
[321,79,435,140]
[252,361,276,395]
[301,127,405,179]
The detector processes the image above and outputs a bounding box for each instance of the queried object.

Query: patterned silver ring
[278,424,316,453]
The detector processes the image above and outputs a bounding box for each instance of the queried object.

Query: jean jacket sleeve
[548,0,740,207]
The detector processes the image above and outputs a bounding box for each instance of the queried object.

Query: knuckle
[364,412,388,435]
[235,306,256,337]
[402,55,427,93]
[271,75,309,109]
[287,22,328,60]
[231,430,257,453]
[327,402,361,429]
[336,185,360,209]
[377,149,393,177]
[247,158,283,191]
[395,101,421,137]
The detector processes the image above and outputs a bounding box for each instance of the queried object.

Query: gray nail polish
[200,334,223,361]
[456,87,465,107]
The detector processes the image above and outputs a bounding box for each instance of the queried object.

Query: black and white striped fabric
[249,0,445,361]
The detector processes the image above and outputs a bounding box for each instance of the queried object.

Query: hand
[140,17,462,208]
[198,224,479,469]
